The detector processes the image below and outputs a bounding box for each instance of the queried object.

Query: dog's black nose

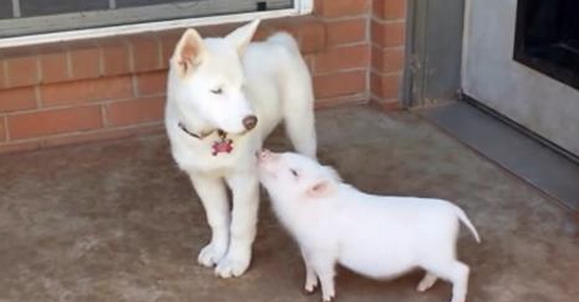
[243,115,258,130]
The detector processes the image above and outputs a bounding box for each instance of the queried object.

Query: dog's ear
[226,19,260,56]
[306,179,335,199]
[172,28,206,76]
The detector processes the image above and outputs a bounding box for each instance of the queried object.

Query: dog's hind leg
[269,33,317,158]
[284,105,316,159]
[282,77,317,159]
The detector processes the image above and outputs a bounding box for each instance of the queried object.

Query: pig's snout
[256,149,272,161]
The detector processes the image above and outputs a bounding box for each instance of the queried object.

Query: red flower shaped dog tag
[212,130,233,156]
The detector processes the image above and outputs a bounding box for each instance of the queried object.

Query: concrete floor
[0,106,577,302]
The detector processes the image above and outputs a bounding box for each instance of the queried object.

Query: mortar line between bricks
[370,16,406,25]
[0,120,164,146]
[65,49,73,79]
[4,102,115,117]
[316,93,368,102]
[3,103,99,116]
[100,93,166,106]
[0,67,169,91]
[322,14,371,22]
[94,42,105,77]
[33,85,42,109]
[101,104,109,128]
[4,93,167,116]
[125,38,136,73]
[307,54,316,73]
[325,41,370,50]
[371,44,405,51]
[0,60,6,88]
[314,67,368,76]
[35,55,42,86]
[364,12,371,44]
[2,115,9,141]
[370,68,403,77]
[154,35,164,70]
[365,66,371,99]
[131,74,139,97]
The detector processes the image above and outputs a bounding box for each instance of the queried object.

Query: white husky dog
[165,20,317,278]
[257,150,480,302]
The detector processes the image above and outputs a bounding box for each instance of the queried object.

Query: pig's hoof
[322,291,335,302]
[416,282,431,292]
[198,243,226,268]
[214,254,250,278]
[304,283,317,294]
[322,294,335,302]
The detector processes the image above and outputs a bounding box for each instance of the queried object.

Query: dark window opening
[514,0,579,90]
[0,0,293,39]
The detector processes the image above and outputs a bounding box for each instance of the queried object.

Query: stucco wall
[463,0,579,156]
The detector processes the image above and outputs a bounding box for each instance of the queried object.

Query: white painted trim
[11,0,20,18]
[460,0,472,90]
[0,0,313,48]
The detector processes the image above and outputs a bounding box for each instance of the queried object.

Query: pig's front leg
[300,247,318,293]
[309,252,337,302]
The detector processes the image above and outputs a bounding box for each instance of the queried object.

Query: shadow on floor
[0,105,577,302]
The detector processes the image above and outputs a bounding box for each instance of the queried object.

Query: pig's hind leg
[422,260,469,302]
[416,272,438,292]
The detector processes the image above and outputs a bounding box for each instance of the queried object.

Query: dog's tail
[454,206,481,243]
[268,32,301,54]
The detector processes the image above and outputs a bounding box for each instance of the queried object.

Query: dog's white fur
[257,150,480,302]
[165,20,317,278]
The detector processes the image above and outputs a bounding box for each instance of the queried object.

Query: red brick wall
[370,0,406,110]
[0,0,406,154]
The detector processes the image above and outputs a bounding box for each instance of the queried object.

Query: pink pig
[257,150,480,302]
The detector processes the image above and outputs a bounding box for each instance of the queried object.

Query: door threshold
[420,100,579,211]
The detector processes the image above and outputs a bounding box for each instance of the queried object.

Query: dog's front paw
[214,252,251,278]
[198,243,227,268]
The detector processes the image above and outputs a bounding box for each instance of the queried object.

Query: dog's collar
[178,122,233,156]
[178,122,216,140]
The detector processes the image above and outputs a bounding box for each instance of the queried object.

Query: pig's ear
[171,28,206,77]
[306,179,334,198]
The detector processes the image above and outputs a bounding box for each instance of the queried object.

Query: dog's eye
[290,169,299,177]
[211,87,223,95]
